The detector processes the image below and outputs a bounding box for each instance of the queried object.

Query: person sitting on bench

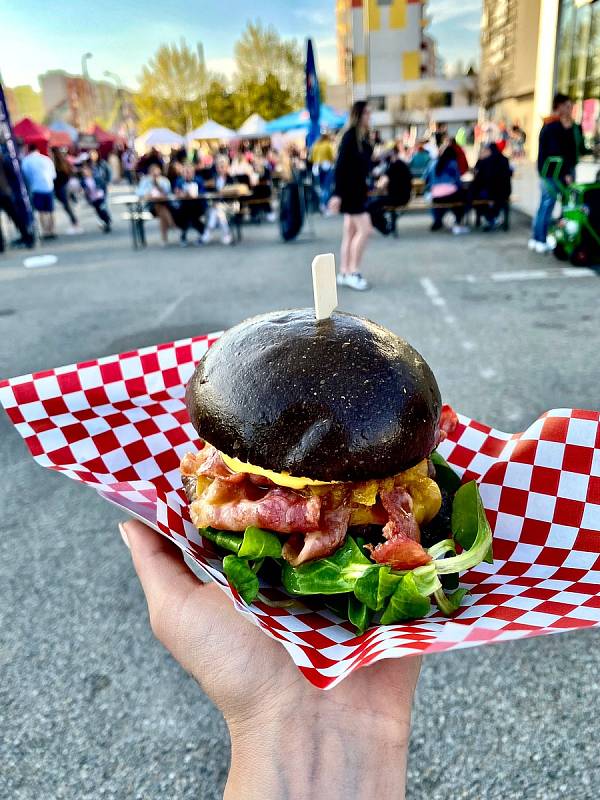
[470,143,512,231]
[424,142,469,235]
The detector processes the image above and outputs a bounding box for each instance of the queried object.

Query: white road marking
[453,267,596,283]
[419,277,495,380]
[155,294,189,326]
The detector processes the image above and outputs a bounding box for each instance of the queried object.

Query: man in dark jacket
[530,93,585,253]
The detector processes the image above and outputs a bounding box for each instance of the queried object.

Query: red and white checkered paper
[2,332,600,689]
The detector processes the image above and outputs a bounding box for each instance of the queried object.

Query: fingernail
[119,522,130,550]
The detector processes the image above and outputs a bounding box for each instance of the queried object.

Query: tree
[135,39,210,133]
[234,21,304,108]
[206,79,238,129]
[10,85,44,123]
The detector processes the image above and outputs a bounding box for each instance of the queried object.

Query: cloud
[428,0,482,25]
[293,8,332,28]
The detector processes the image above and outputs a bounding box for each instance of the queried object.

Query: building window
[556,0,600,149]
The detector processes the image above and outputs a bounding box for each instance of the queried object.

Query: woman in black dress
[329,101,373,291]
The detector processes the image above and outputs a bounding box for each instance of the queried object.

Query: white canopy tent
[187,120,236,141]
[236,113,267,138]
[135,128,185,152]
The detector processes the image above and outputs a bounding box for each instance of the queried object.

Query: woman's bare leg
[157,206,172,244]
[348,213,372,274]
[340,214,356,275]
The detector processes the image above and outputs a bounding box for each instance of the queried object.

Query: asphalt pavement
[1,193,599,799]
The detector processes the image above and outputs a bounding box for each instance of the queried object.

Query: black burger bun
[185,309,441,482]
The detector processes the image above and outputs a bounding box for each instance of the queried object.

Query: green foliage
[9,85,44,123]
[234,20,304,108]
[135,39,210,134]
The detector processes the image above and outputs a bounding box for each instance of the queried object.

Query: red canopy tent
[91,124,117,159]
[13,118,50,155]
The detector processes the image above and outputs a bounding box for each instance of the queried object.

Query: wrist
[225,685,413,800]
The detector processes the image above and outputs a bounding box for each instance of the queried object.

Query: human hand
[327,195,342,214]
[565,174,574,185]
[122,519,421,800]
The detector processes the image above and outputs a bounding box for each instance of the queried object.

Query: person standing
[21,143,57,240]
[0,156,34,250]
[51,148,82,234]
[329,101,373,291]
[529,93,585,254]
[310,133,335,213]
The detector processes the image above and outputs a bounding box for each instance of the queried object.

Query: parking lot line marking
[493,270,549,281]
[419,278,495,381]
[453,267,597,283]
[156,294,188,326]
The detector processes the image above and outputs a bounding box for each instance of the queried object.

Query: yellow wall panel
[390,0,407,29]
[353,54,368,83]
[366,0,380,31]
[403,51,420,80]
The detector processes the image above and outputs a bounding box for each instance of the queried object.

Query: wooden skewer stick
[312,252,338,320]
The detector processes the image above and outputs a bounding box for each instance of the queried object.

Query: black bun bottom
[186,309,441,482]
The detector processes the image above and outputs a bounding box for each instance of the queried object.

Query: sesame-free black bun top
[186,309,441,482]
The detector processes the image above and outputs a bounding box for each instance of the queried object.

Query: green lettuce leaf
[199,527,243,554]
[445,480,493,568]
[222,555,260,604]
[431,451,462,494]
[412,562,442,597]
[281,536,371,596]
[433,587,468,615]
[354,565,402,611]
[380,572,431,624]
[238,526,282,559]
[347,595,374,635]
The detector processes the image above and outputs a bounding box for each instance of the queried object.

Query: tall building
[479,1,541,140]
[39,70,135,133]
[480,0,600,162]
[335,0,477,137]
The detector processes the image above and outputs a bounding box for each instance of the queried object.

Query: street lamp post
[81,52,94,131]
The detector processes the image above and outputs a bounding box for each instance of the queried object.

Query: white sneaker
[452,224,470,235]
[527,238,537,251]
[534,241,551,254]
[221,233,233,246]
[201,230,212,245]
[66,225,84,235]
[336,273,348,286]
[345,272,369,291]
[266,211,277,223]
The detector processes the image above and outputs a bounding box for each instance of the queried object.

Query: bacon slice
[367,522,432,569]
[282,508,351,566]
[435,404,459,446]
[181,445,244,483]
[190,482,321,534]
[380,486,420,541]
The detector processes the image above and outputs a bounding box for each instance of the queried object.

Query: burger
[180,309,493,632]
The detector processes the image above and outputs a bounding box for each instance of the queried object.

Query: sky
[0,0,481,90]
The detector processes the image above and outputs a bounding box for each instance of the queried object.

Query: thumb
[121,519,221,665]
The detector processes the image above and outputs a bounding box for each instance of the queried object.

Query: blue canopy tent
[265,105,347,135]
[49,120,79,141]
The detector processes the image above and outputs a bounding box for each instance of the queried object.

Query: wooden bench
[381,195,511,234]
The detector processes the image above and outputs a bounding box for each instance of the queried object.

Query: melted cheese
[220,452,339,489]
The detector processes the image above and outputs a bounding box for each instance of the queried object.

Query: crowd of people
[132,143,278,247]
[3,100,583,275]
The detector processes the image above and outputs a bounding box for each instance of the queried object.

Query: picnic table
[112,187,262,249]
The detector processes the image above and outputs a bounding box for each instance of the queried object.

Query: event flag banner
[0,80,33,235]
[305,38,321,150]
[1,332,600,689]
